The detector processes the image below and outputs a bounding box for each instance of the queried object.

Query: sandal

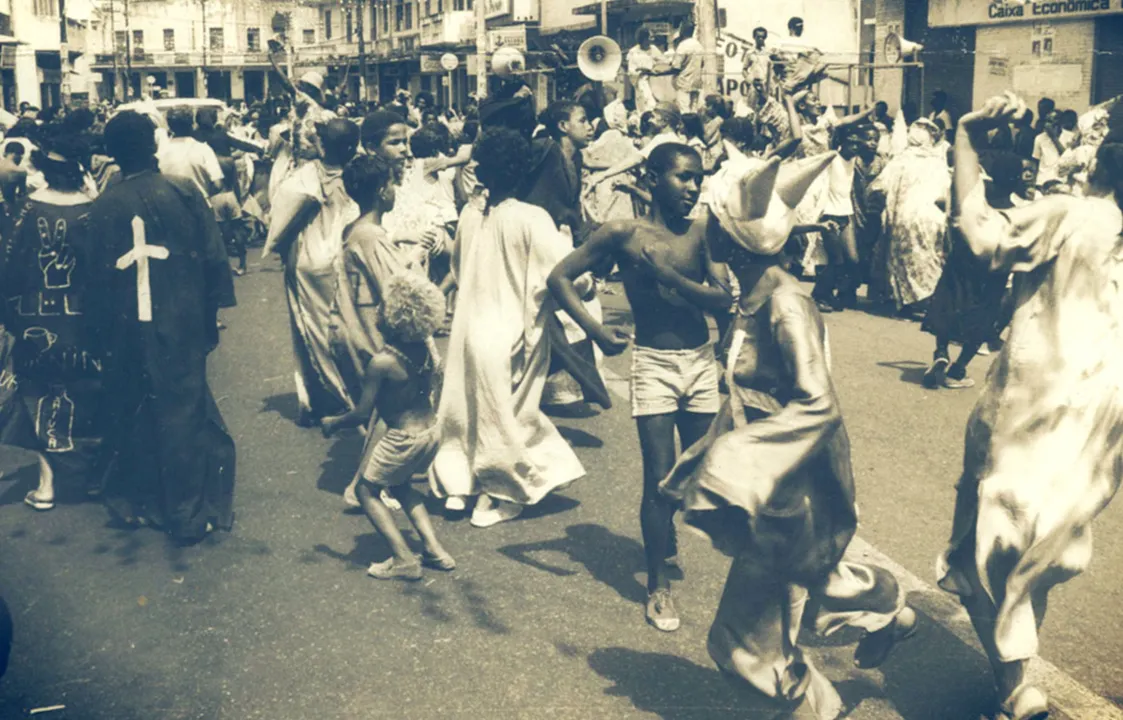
[853,606,918,669]
[23,491,54,511]
[995,685,1049,720]
[367,557,423,582]
[421,551,457,572]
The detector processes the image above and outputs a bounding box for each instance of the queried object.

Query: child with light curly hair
[321,272,455,581]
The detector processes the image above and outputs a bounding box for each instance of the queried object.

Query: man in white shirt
[627,28,666,114]
[929,90,955,141]
[1032,109,1076,187]
[667,21,703,114]
[158,107,223,200]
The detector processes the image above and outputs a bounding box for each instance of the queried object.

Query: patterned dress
[869,142,951,308]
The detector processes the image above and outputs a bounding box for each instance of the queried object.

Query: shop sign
[420,54,444,74]
[930,0,1123,27]
[487,26,527,52]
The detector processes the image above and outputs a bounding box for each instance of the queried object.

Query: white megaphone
[492,46,526,77]
[885,32,923,64]
[577,36,622,82]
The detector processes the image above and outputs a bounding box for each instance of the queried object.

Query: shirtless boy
[549,143,733,632]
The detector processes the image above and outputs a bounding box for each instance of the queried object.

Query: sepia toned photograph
[0,0,1121,718]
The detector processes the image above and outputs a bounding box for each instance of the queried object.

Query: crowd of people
[1,16,1122,718]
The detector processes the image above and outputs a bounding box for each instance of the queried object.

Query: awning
[539,19,598,36]
[573,0,692,19]
[0,35,20,44]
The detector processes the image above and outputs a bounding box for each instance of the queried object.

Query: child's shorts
[630,343,721,418]
[362,427,439,488]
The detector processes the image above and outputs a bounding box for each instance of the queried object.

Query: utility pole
[474,0,487,99]
[123,0,132,99]
[696,0,718,96]
[600,0,607,37]
[58,0,70,106]
[200,0,208,98]
[356,0,367,102]
[107,0,120,102]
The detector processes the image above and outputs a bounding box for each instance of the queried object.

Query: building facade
[89,0,322,103]
[874,0,1123,123]
[1,0,98,112]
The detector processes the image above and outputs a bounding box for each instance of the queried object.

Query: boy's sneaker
[646,589,680,632]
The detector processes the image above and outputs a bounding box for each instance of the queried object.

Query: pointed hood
[776,151,837,208]
[728,155,782,221]
[891,109,909,156]
[707,154,797,257]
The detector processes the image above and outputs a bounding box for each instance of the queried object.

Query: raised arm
[766,95,805,160]
[547,222,632,355]
[423,144,473,175]
[267,50,298,97]
[588,147,645,188]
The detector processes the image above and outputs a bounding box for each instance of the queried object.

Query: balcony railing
[90,50,274,67]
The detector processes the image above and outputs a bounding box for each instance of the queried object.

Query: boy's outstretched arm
[548,222,633,356]
[322,355,388,437]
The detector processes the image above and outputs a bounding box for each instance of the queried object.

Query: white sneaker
[470,496,523,528]
[445,496,467,512]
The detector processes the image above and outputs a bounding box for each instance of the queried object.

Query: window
[33,0,54,17]
[114,30,127,52]
[453,0,471,10]
[163,29,175,51]
[324,9,333,40]
[395,0,404,32]
[247,28,261,52]
[209,28,224,51]
[405,0,413,30]
[132,30,144,56]
[381,3,390,36]
[372,4,378,39]
[345,10,353,42]
[303,28,315,45]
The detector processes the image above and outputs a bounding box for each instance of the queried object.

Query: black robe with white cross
[88,170,237,542]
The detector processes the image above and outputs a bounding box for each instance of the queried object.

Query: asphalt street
[0,258,1121,720]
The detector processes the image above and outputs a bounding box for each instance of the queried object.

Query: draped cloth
[0,193,107,483]
[938,186,1123,663]
[430,199,585,504]
[87,172,236,541]
[266,160,361,419]
[661,272,902,713]
[869,138,951,308]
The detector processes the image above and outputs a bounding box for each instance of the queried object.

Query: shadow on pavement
[317,433,364,497]
[877,360,929,388]
[259,392,301,424]
[556,425,605,449]
[497,523,646,605]
[587,646,784,720]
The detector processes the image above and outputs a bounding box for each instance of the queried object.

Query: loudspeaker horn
[885,32,923,64]
[577,36,622,82]
[492,46,526,77]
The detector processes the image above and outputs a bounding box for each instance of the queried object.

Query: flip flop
[367,558,423,582]
[421,551,457,572]
[23,491,54,511]
[853,606,918,669]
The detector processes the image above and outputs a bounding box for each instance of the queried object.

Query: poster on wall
[989,56,1009,76]
[1013,63,1082,96]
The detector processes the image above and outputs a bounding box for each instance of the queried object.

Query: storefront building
[926,0,1123,113]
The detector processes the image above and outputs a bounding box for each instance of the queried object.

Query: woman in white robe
[264,120,360,425]
[939,92,1123,720]
[430,128,586,528]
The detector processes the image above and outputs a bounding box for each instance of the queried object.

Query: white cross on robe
[115,216,170,323]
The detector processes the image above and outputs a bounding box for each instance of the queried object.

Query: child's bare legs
[356,480,422,581]
[23,453,55,511]
[389,484,455,570]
